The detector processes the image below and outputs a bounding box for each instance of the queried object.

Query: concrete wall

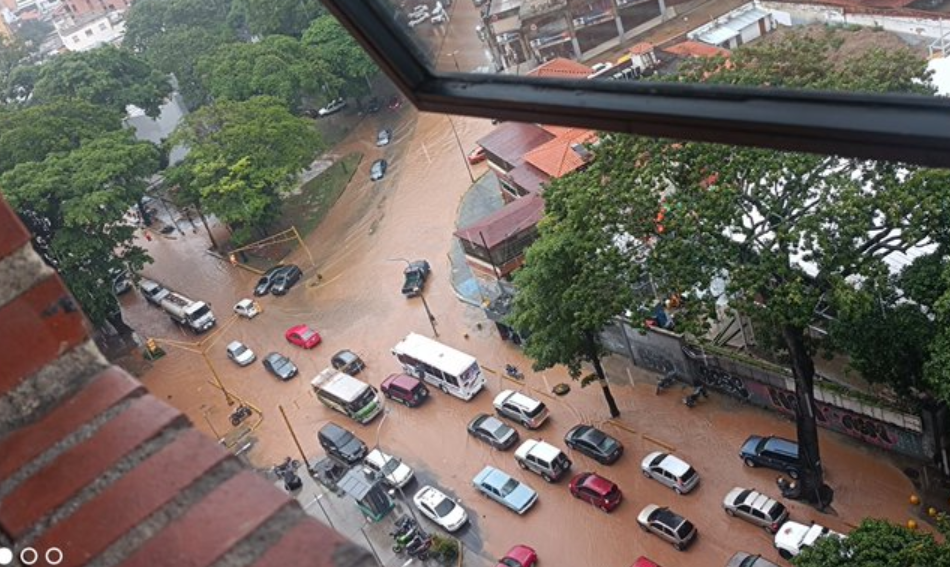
[761,0,950,41]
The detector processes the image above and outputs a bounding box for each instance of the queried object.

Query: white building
[687,1,779,50]
[55,10,123,51]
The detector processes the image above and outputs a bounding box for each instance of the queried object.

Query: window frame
[321,0,950,168]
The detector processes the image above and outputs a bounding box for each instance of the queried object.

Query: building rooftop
[663,40,731,58]
[524,127,597,178]
[455,193,545,249]
[477,122,555,167]
[526,57,593,79]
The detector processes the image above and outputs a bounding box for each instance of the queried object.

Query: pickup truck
[401,260,431,297]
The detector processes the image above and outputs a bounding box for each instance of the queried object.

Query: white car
[233,298,260,319]
[363,449,414,489]
[226,341,256,366]
[317,98,346,117]
[640,451,700,494]
[774,521,845,560]
[413,485,468,532]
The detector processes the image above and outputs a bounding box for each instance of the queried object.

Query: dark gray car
[331,349,365,375]
[254,265,286,296]
[270,265,302,295]
[468,414,519,450]
[318,422,368,465]
[262,352,297,381]
[726,553,781,567]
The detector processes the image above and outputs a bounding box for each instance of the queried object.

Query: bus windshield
[348,388,377,414]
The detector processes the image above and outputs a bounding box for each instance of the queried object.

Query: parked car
[111,268,132,295]
[631,558,662,567]
[331,349,365,375]
[262,352,298,381]
[637,505,697,551]
[140,279,170,306]
[370,159,388,181]
[376,128,392,146]
[473,465,538,514]
[318,98,347,117]
[467,146,486,164]
[254,265,286,296]
[467,414,519,450]
[774,521,845,560]
[226,341,256,366]
[590,62,614,74]
[723,487,789,533]
[568,472,622,512]
[271,265,302,295]
[493,390,549,429]
[740,435,802,479]
[380,373,429,407]
[496,545,537,567]
[514,439,571,482]
[726,553,781,567]
[318,422,368,465]
[401,260,431,297]
[564,424,623,464]
[233,298,260,319]
[285,324,321,349]
[413,485,468,532]
[363,449,414,489]
[640,452,700,494]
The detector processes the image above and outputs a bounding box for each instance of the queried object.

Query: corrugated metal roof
[696,8,769,46]
[477,123,554,166]
[455,194,545,249]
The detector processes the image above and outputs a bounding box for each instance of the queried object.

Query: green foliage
[15,20,54,48]
[229,0,324,37]
[0,131,160,326]
[302,15,377,100]
[0,99,123,174]
[428,534,459,564]
[196,35,335,111]
[29,46,172,117]
[168,96,323,244]
[0,37,29,98]
[792,518,950,567]
[924,261,950,401]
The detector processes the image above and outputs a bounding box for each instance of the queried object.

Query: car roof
[365,449,390,467]
[504,545,535,563]
[416,486,448,507]
[475,466,511,488]
[474,414,505,431]
[333,349,357,361]
[580,472,615,494]
[495,390,542,411]
[631,558,661,567]
[226,341,244,350]
[515,439,560,461]
[656,453,690,476]
[382,373,421,389]
[320,422,352,440]
[265,352,285,362]
[765,436,799,454]
[652,507,685,528]
[235,299,253,308]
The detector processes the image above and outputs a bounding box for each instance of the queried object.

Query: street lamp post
[388,258,439,337]
[446,116,476,184]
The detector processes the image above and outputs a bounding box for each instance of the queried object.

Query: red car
[467,146,487,164]
[285,324,321,349]
[632,557,662,567]
[569,472,622,512]
[496,545,537,567]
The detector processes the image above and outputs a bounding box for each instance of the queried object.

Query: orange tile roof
[663,41,731,59]
[527,57,594,79]
[629,42,655,56]
[523,128,597,178]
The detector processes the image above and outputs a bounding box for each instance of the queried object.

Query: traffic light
[144,338,165,360]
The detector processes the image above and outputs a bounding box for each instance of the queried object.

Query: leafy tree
[0,100,123,174]
[925,261,950,402]
[509,177,635,418]
[793,518,950,567]
[196,35,335,111]
[0,36,27,98]
[229,0,324,38]
[1,131,161,330]
[302,15,377,101]
[523,28,950,504]
[168,96,323,244]
[28,46,172,117]
[15,20,54,48]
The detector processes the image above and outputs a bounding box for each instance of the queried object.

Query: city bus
[311,368,383,424]
[391,333,485,401]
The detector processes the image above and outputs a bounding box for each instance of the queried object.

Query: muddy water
[129,107,918,567]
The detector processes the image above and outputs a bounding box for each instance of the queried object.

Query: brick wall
[0,196,373,566]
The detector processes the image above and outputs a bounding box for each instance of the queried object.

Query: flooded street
[125,105,918,566]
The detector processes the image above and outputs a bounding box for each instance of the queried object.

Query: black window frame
[321,0,950,168]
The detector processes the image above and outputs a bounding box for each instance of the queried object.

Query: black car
[370,159,388,181]
[262,352,298,381]
[401,260,431,297]
[318,422,368,465]
[254,265,286,296]
[271,265,302,295]
[564,424,624,464]
[330,349,365,375]
[467,413,519,450]
[740,435,802,478]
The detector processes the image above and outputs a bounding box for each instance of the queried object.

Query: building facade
[62,0,129,18]
[55,9,124,51]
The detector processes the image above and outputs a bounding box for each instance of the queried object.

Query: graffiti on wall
[696,364,751,400]
[636,348,674,375]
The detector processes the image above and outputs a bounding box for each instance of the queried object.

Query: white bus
[311,368,383,424]
[391,333,485,401]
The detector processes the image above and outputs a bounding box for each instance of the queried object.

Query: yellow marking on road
[642,433,676,452]
[481,366,498,375]
[606,419,637,437]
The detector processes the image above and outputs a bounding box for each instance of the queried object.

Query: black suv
[739,435,802,479]
[318,423,367,465]
[254,265,286,296]
[271,265,302,295]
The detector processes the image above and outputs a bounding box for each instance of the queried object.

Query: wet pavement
[125,104,922,567]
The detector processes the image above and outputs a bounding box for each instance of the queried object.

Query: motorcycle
[273,457,303,492]
[655,371,677,395]
[682,385,708,408]
[393,533,432,559]
[505,364,524,381]
[229,404,253,426]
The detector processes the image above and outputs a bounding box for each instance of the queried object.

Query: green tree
[29,46,172,117]
[0,99,123,174]
[508,178,633,418]
[15,20,54,48]
[168,96,323,244]
[793,518,950,567]
[0,36,27,97]
[196,35,335,111]
[925,261,950,402]
[302,15,377,101]
[229,0,324,38]
[523,28,949,504]
[1,131,161,329]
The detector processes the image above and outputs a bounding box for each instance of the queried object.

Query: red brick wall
[0,196,369,566]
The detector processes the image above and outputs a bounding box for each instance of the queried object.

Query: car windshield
[525,402,546,418]
[190,305,210,319]
[675,520,695,539]
[768,501,787,518]
[232,345,247,356]
[597,435,617,452]
[499,478,518,496]
[273,356,289,369]
[500,560,520,567]
[433,498,455,517]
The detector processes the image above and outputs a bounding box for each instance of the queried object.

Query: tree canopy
[793,519,950,567]
[302,15,377,100]
[229,0,324,38]
[0,131,160,327]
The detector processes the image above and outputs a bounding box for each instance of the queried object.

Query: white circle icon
[0,547,13,565]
